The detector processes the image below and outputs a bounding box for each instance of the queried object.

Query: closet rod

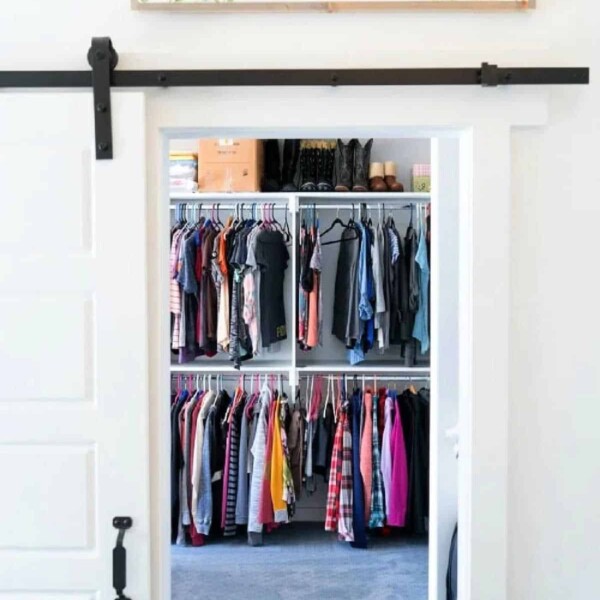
[300,203,429,209]
[172,373,290,378]
[169,204,288,210]
[299,375,430,381]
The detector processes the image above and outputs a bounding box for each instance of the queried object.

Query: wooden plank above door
[132,0,534,12]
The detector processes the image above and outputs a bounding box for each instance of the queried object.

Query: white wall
[1,2,599,599]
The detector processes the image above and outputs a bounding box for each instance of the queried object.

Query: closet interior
[167,135,457,600]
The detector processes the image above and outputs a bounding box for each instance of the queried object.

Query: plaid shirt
[324,415,344,532]
[337,411,354,542]
[369,393,385,528]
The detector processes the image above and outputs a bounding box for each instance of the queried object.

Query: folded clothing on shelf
[412,164,431,192]
[170,152,198,193]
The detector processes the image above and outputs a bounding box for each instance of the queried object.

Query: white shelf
[170,362,430,377]
[170,362,291,373]
[296,363,430,375]
[170,191,430,202]
[170,192,290,201]
[296,191,430,201]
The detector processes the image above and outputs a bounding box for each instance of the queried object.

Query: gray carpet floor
[172,523,428,600]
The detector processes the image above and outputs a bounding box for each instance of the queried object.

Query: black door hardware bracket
[87,37,118,160]
[113,516,133,600]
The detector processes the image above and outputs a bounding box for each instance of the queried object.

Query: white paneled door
[0,92,150,599]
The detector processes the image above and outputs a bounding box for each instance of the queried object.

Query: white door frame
[144,86,548,600]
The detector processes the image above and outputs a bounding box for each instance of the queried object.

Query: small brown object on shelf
[384,161,404,192]
[369,162,388,192]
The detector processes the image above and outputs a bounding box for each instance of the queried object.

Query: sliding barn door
[0,92,150,598]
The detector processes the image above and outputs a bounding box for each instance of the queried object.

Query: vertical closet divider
[290,192,299,400]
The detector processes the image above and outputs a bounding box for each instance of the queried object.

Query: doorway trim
[144,85,548,600]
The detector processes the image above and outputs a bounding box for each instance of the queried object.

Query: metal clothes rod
[172,373,290,378]
[169,204,289,210]
[299,375,430,381]
[300,203,429,209]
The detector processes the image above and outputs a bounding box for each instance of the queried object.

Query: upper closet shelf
[170,362,291,374]
[170,191,431,202]
[170,363,430,376]
[296,364,430,375]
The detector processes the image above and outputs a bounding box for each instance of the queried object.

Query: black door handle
[113,516,133,600]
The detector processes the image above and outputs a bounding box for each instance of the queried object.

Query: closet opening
[163,132,459,600]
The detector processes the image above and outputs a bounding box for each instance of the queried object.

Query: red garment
[258,400,276,525]
[324,416,344,531]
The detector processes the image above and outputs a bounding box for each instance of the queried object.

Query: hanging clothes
[298,216,323,351]
[248,384,271,545]
[337,406,354,543]
[234,391,251,526]
[256,230,289,348]
[350,389,367,549]
[170,206,290,367]
[170,376,430,549]
[331,227,361,346]
[412,209,430,354]
[325,410,344,533]
[305,203,432,365]
[369,390,385,529]
[387,390,409,527]
[360,390,374,523]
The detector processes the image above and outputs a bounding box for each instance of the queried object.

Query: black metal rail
[0,66,589,88]
[0,37,588,160]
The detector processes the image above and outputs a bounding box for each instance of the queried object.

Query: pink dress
[387,394,408,527]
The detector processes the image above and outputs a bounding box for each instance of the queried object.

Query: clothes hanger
[283,204,291,242]
[320,206,347,236]
[322,375,335,419]
[333,376,340,423]
[321,207,360,246]
[305,375,314,421]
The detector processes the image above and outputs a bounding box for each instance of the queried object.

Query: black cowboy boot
[282,139,301,192]
[317,142,335,192]
[352,138,373,192]
[300,143,317,192]
[262,139,281,192]
[334,139,356,192]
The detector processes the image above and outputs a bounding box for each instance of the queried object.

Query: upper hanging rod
[299,375,430,381]
[169,204,288,210]
[300,203,429,209]
[0,37,587,161]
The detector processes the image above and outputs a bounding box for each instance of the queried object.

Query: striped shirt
[222,410,240,536]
